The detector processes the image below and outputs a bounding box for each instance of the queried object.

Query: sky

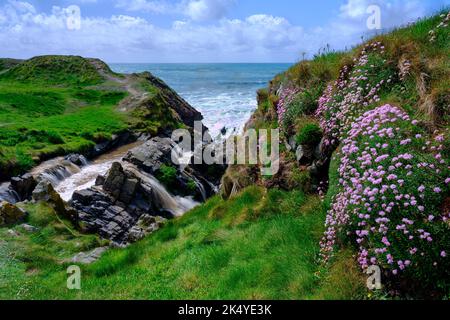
[0,0,448,63]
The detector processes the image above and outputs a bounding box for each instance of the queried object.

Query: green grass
[0,187,366,300]
[0,55,183,178]
[0,80,128,177]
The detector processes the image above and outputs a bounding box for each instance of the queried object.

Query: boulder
[124,137,174,174]
[65,154,87,166]
[0,201,26,226]
[103,162,126,199]
[10,173,37,201]
[70,247,108,264]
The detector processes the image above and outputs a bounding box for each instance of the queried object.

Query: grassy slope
[0,55,181,178]
[0,187,365,299]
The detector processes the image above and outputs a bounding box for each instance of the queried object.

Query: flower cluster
[315,42,389,150]
[319,103,449,279]
[276,86,301,126]
[429,12,450,42]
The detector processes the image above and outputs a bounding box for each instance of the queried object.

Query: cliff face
[224,11,450,297]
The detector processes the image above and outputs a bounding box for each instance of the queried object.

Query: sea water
[109,63,291,138]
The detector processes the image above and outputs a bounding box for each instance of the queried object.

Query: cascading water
[0,182,20,203]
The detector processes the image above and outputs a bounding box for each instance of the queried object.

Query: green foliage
[283,87,324,132]
[0,55,104,86]
[156,165,178,187]
[295,123,322,146]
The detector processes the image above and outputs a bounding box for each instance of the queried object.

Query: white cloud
[184,0,234,21]
[0,0,442,62]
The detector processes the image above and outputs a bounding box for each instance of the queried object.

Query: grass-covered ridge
[0,55,186,178]
[0,187,365,299]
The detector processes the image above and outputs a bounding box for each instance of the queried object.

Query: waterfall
[31,158,83,186]
[0,182,20,204]
[124,164,198,216]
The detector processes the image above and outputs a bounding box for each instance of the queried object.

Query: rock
[103,162,126,199]
[95,175,105,186]
[296,145,314,165]
[70,247,108,264]
[7,229,21,237]
[65,154,87,166]
[124,137,174,174]
[0,201,26,226]
[10,173,37,201]
[32,181,75,220]
[288,136,297,151]
[119,178,138,204]
[20,223,38,233]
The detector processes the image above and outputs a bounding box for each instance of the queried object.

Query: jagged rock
[95,175,105,186]
[70,247,108,264]
[296,145,314,165]
[124,137,174,174]
[119,178,138,204]
[10,173,37,201]
[32,181,76,220]
[103,162,126,199]
[0,201,26,226]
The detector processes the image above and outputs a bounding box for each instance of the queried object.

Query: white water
[39,142,201,216]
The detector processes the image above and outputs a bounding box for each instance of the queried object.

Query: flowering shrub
[315,41,450,291]
[320,104,449,285]
[429,12,449,42]
[315,42,394,151]
[276,86,301,127]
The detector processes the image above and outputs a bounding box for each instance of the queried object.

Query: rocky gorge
[0,56,225,247]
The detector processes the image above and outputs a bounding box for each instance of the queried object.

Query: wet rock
[10,173,37,201]
[95,175,105,186]
[0,201,26,226]
[70,247,108,264]
[0,183,20,204]
[65,154,87,166]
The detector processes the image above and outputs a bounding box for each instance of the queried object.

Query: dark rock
[124,137,174,174]
[103,162,126,199]
[296,145,314,165]
[65,154,87,166]
[0,201,26,226]
[10,173,37,201]
[119,178,138,204]
[95,175,105,186]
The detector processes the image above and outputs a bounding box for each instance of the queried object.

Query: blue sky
[0,0,448,62]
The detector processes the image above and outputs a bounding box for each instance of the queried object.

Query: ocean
[109,63,291,138]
